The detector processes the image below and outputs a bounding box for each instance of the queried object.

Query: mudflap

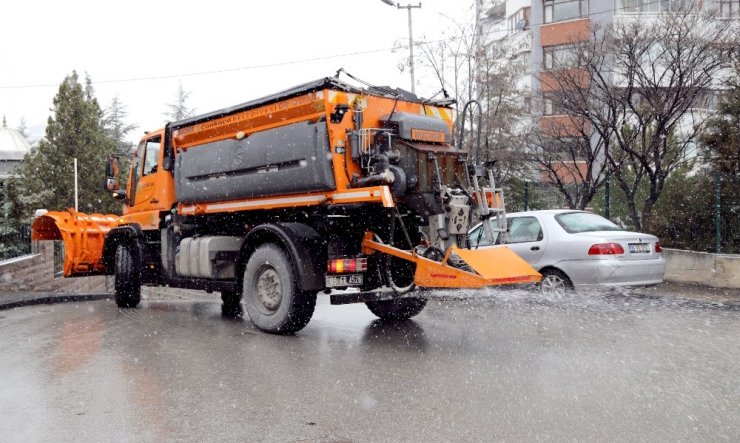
[31,209,119,277]
[362,236,541,289]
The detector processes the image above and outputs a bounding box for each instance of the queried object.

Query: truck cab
[119,130,176,230]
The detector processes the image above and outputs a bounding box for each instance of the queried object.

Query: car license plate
[628,243,650,253]
[325,274,363,287]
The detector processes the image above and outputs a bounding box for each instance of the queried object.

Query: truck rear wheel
[242,244,316,334]
[114,244,141,308]
[366,297,427,321]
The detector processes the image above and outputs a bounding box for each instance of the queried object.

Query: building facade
[0,117,31,199]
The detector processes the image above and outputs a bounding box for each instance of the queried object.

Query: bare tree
[479,31,534,185]
[529,115,607,209]
[413,3,532,185]
[414,16,480,139]
[538,8,736,229]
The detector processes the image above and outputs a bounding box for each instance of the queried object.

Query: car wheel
[366,297,427,321]
[114,244,141,308]
[242,245,316,334]
[539,268,573,298]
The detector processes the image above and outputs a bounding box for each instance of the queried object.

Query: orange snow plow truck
[32,77,540,333]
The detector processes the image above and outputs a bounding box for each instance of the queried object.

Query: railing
[0,224,31,261]
[54,241,65,277]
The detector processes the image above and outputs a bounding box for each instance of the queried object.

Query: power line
[0,4,723,90]
[0,46,398,90]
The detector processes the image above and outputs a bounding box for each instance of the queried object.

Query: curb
[0,293,111,311]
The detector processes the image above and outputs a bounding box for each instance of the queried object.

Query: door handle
[530,246,540,251]
[150,198,159,204]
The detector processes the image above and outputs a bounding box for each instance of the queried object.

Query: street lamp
[381,0,422,94]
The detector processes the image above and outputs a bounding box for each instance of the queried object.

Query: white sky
[1,0,475,144]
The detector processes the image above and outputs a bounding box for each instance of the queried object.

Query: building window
[508,7,531,32]
[544,0,589,23]
[616,0,657,13]
[543,45,583,70]
[718,0,739,16]
[616,0,696,13]
[543,94,567,115]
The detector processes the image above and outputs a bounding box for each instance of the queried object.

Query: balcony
[539,115,590,137]
[541,18,590,47]
[539,68,590,92]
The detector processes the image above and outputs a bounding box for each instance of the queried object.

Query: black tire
[242,244,316,334]
[221,290,242,306]
[221,290,243,316]
[539,268,573,298]
[114,244,141,308]
[366,297,427,321]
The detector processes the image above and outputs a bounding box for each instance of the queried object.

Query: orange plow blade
[362,237,541,289]
[32,209,119,277]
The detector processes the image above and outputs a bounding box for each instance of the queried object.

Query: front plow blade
[362,237,541,289]
[32,209,118,277]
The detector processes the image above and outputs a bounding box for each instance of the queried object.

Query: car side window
[468,225,499,247]
[508,217,543,244]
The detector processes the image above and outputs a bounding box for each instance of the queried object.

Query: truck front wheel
[242,244,316,334]
[114,244,141,308]
[366,297,427,321]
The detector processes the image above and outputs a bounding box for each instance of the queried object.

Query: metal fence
[0,224,31,261]
[503,172,739,255]
[54,241,65,277]
[504,181,574,213]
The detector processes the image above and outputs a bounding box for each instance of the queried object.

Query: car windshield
[555,212,622,233]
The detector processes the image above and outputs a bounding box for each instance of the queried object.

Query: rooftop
[0,116,32,161]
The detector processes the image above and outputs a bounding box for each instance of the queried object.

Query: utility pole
[74,158,79,212]
[604,167,610,219]
[381,1,422,93]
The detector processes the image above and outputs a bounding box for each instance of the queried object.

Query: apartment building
[527,0,738,178]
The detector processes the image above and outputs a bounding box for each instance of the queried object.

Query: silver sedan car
[468,210,666,295]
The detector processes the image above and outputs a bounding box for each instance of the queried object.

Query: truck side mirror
[105,155,119,177]
[104,155,127,200]
[105,177,119,192]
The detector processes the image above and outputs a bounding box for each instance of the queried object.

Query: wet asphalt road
[1,291,738,442]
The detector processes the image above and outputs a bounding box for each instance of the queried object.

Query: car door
[505,216,546,265]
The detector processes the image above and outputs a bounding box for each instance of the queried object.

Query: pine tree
[84,72,95,101]
[16,118,28,139]
[164,83,195,121]
[103,95,138,155]
[9,71,120,220]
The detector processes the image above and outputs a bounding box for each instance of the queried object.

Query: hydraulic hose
[383,209,416,295]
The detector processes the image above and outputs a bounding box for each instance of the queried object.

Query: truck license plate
[628,243,650,253]
[325,274,363,287]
